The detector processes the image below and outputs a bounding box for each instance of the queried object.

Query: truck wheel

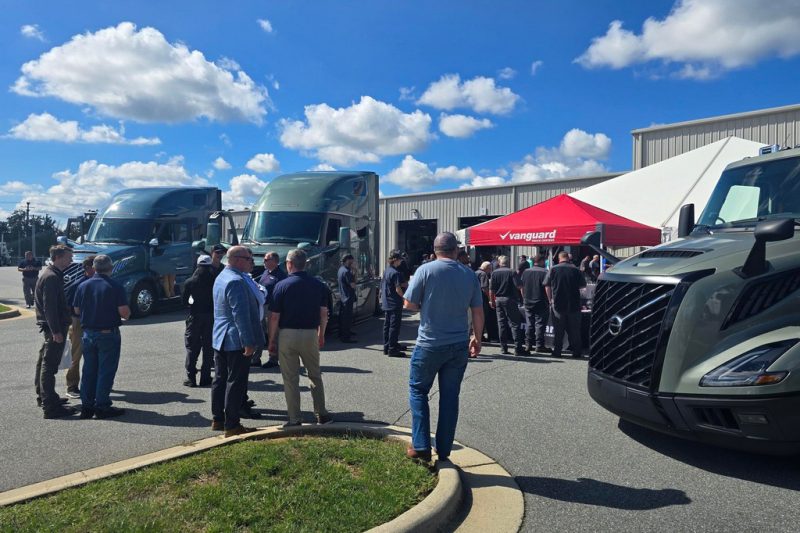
[131,281,157,318]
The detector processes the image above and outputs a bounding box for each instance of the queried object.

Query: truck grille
[62,262,84,295]
[589,280,676,389]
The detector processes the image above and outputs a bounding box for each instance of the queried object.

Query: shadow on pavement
[481,354,565,364]
[618,420,800,490]
[515,475,691,509]
[247,378,308,393]
[121,310,186,327]
[105,407,212,428]
[319,365,372,374]
[110,390,204,405]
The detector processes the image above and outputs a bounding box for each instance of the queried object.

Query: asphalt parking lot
[0,266,798,532]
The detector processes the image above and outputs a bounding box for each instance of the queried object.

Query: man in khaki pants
[268,249,332,427]
[65,255,95,398]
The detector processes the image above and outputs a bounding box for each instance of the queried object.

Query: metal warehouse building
[632,103,800,169]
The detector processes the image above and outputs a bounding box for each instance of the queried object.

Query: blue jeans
[409,341,469,458]
[80,329,122,410]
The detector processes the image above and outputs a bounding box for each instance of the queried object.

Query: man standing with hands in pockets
[211,245,265,437]
[403,232,483,462]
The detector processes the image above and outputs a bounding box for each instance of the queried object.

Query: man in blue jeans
[403,233,484,462]
[72,255,130,419]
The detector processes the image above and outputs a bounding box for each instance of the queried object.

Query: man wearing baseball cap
[181,255,215,387]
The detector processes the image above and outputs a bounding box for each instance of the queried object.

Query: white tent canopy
[570,136,764,239]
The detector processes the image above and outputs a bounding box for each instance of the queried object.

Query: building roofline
[631,103,800,135]
[379,172,622,201]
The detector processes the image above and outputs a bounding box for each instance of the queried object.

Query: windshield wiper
[691,224,713,235]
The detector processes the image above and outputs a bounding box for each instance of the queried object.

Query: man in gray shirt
[403,233,483,462]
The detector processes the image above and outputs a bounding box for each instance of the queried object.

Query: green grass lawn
[0,304,10,313]
[0,436,436,533]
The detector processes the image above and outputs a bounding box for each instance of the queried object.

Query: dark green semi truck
[199,171,381,321]
[588,145,800,455]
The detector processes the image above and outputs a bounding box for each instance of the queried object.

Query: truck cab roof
[98,187,221,219]
[252,172,376,213]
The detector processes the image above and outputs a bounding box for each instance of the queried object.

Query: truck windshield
[697,155,800,229]
[243,212,323,244]
[87,218,153,243]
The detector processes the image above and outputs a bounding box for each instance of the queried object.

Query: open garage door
[397,219,437,270]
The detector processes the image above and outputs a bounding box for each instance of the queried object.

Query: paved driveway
[0,266,797,532]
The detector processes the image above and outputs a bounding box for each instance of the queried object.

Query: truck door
[150,220,193,297]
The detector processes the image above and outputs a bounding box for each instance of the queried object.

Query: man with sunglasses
[211,245,265,437]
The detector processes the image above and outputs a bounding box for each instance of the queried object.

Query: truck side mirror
[148,238,160,247]
[739,218,795,278]
[206,221,221,246]
[338,227,351,250]
[56,236,68,246]
[192,239,207,253]
[677,204,695,238]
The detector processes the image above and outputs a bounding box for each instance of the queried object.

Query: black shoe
[387,349,405,357]
[536,346,552,354]
[316,414,334,425]
[95,407,125,419]
[500,347,511,355]
[43,405,77,419]
[198,377,212,387]
[261,359,279,369]
[515,348,529,357]
[80,408,95,419]
[246,399,256,407]
[183,378,197,388]
[391,344,408,351]
[572,353,584,359]
[250,358,263,367]
[383,348,389,355]
[551,351,562,358]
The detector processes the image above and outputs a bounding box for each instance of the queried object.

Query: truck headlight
[700,340,796,387]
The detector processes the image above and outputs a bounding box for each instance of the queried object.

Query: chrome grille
[589,280,676,389]
[62,262,84,295]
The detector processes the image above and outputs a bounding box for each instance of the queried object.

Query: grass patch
[0,436,436,533]
[0,304,10,313]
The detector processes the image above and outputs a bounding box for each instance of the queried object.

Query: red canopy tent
[467,194,661,247]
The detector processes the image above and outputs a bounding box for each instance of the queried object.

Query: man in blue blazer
[211,245,266,437]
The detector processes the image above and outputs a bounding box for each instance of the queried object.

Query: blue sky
[1,0,800,221]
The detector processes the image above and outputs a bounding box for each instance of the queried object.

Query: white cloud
[21,24,46,42]
[498,67,517,80]
[257,19,274,33]
[459,176,507,189]
[399,86,416,101]
[0,181,42,196]
[222,174,266,209]
[12,158,207,219]
[219,133,232,146]
[559,128,611,159]
[530,60,544,75]
[417,74,520,115]
[7,112,160,145]
[213,157,231,170]
[12,22,269,123]
[438,113,494,138]
[384,155,489,190]
[310,163,336,171]
[245,153,280,173]
[576,0,800,78]
[279,96,433,166]
[510,129,611,183]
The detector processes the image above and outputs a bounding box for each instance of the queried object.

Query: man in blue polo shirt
[381,250,406,357]
[403,232,484,463]
[72,255,130,419]
[269,248,332,427]
[337,254,357,343]
[256,250,286,369]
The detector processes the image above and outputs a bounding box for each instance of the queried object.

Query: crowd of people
[24,233,584,460]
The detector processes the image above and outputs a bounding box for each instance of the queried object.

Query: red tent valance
[467,194,661,247]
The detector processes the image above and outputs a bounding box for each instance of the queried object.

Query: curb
[0,423,522,532]
[0,308,21,320]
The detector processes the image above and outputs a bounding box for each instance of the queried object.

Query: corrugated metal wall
[633,104,800,169]
[380,174,617,265]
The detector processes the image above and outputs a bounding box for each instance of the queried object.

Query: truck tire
[130,281,157,318]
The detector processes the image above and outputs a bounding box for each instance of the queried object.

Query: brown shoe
[224,425,256,438]
[211,420,224,431]
[406,446,432,461]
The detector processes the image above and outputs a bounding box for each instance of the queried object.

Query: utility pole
[26,202,31,258]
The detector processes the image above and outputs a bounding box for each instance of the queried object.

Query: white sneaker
[65,390,81,399]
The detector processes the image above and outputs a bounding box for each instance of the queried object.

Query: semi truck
[197,171,381,320]
[587,145,800,455]
[59,187,237,317]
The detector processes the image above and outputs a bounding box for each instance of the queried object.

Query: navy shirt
[381,265,404,311]
[18,259,41,279]
[66,273,92,317]
[337,265,355,303]
[258,266,287,305]
[270,271,328,329]
[73,273,127,329]
[521,266,548,304]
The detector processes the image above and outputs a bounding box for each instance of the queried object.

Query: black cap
[211,244,227,253]
[341,254,354,263]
